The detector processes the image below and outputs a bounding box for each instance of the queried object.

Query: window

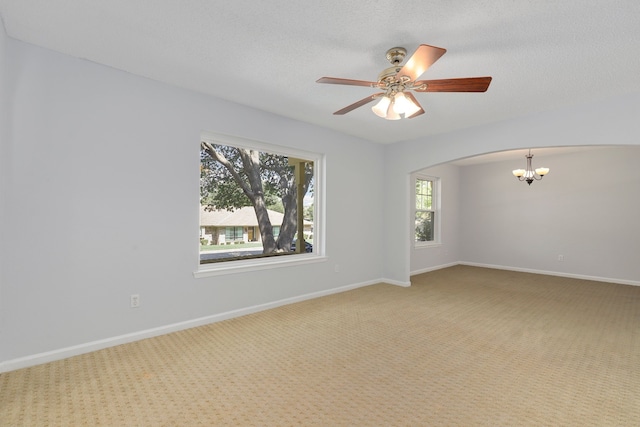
[414,175,440,245]
[225,227,244,241]
[197,132,324,275]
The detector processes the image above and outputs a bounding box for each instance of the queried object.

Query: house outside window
[414,174,440,245]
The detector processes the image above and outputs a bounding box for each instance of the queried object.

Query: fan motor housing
[385,47,407,65]
[378,65,403,83]
[378,47,407,84]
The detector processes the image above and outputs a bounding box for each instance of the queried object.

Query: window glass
[199,133,320,265]
[225,227,244,242]
[415,211,435,242]
[416,179,433,210]
[414,176,439,244]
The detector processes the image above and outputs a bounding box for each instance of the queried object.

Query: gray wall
[410,147,640,283]
[0,37,385,367]
[385,92,640,285]
[458,147,640,282]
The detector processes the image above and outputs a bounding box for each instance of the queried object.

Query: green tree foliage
[415,212,434,242]
[267,199,285,214]
[200,142,313,254]
[200,146,279,210]
[304,204,314,221]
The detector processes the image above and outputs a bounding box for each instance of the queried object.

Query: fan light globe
[393,92,421,117]
[385,99,401,120]
[372,96,391,118]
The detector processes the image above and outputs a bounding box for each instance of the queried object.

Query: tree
[304,204,314,221]
[266,199,285,214]
[415,212,434,242]
[200,141,313,254]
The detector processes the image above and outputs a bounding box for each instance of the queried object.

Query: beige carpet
[2,265,640,426]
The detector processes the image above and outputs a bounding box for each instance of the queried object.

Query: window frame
[195,131,326,278]
[413,173,441,248]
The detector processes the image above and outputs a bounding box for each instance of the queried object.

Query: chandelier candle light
[512,149,549,185]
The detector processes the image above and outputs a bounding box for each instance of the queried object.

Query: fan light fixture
[316,44,492,119]
[371,92,421,120]
[393,92,421,117]
[512,149,550,185]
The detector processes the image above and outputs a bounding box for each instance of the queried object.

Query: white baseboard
[458,261,640,287]
[410,262,459,277]
[380,278,412,287]
[0,278,382,373]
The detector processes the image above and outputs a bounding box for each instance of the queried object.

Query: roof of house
[200,206,311,227]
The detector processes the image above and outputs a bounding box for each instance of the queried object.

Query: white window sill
[194,254,328,278]
[414,242,442,250]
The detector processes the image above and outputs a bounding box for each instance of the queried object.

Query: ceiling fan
[317,44,492,120]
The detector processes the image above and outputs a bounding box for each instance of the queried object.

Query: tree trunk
[239,149,278,253]
[278,191,297,251]
[252,197,277,253]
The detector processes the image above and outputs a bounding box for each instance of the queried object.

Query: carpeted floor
[2,265,640,426]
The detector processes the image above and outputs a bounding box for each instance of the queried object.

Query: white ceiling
[0,1,639,144]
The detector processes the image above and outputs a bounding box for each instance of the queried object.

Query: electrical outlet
[557,254,564,262]
[334,264,340,273]
[130,294,140,308]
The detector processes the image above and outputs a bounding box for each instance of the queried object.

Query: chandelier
[512,149,549,185]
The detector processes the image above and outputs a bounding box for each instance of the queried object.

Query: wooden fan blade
[333,93,384,115]
[413,77,492,92]
[397,44,447,82]
[317,77,378,87]
[404,92,425,118]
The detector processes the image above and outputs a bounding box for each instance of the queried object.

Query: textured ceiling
[1,1,639,144]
